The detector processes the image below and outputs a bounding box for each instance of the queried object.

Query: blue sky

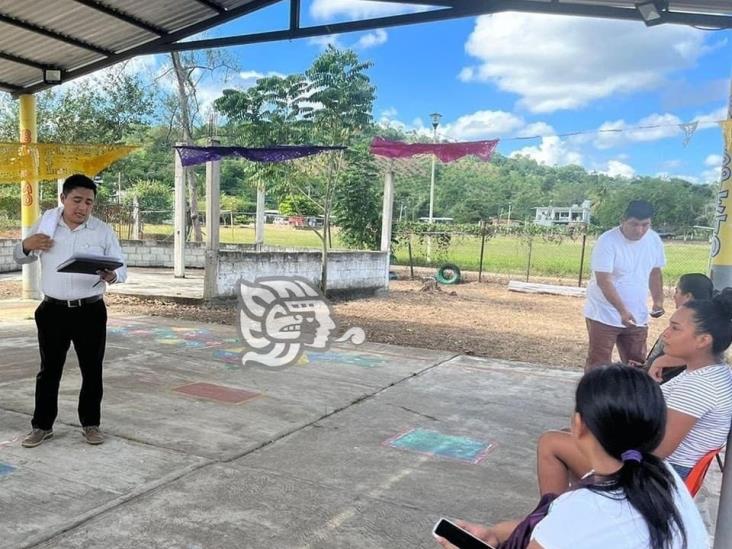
[131,1,732,183]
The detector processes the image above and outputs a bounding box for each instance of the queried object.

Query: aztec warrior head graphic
[238,277,365,368]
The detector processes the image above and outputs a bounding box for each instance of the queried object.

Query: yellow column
[19,94,40,299]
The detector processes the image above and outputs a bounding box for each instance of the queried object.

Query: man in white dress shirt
[15,174,127,447]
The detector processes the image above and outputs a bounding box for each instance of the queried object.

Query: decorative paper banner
[369,137,499,163]
[175,145,346,167]
[679,121,699,147]
[0,143,139,183]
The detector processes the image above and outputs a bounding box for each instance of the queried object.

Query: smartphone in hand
[433,518,496,549]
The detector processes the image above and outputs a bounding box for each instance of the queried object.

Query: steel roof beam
[290,0,300,30]
[155,5,492,52]
[0,11,113,56]
[192,0,227,14]
[0,79,22,93]
[69,0,168,36]
[0,51,47,70]
[13,0,283,96]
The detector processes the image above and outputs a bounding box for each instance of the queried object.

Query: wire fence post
[578,231,588,287]
[479,222,487,283]
[526,238,533,283]
[407,234,414,280]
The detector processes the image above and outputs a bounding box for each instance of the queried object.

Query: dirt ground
[0,275,669,370]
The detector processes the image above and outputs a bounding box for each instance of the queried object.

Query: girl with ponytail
[435,365,708,549]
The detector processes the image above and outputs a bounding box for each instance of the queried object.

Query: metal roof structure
[1,0,732,97]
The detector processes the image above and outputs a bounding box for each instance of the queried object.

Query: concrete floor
[0,303,723,548]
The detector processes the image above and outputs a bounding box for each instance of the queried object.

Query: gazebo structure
[172,143,345,298]
[1,2,732,543]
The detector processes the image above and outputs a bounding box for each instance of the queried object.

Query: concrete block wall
[0,239,20,273]
[119,240,256,268]
[216,250,388,297]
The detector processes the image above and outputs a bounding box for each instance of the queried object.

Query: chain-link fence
[391,229,711,286]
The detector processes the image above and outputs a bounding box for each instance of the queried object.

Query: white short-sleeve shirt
[584,227,666,327]
[661,364,732,468]
[531,465,709,548]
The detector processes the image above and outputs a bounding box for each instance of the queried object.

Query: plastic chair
[684,448,724,497]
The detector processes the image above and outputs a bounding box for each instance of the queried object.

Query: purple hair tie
[621,449,643,463]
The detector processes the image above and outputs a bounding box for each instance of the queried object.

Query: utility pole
[428,112,442,224]
[427,112,441,262]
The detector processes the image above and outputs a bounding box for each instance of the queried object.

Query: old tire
[436,264,461,285]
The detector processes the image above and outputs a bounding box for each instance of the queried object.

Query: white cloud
[311,0,422,20]
[308,34,343,49]
[706,154,723,167]
[603,160,636,179]
[693,106,728,125]
[593,113,682,149]
[379,109,558,146]
[355,29,388,49]
[702,167,722,183]
[657,172,701,184]
[381,107,398,119]
[510,136,583,167]
[441,110,526,140]
[462,13,708,113]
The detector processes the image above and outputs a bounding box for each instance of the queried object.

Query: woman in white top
[435,365,708,549]
[536,288,732,494]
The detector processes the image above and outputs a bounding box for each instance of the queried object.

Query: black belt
[43,295,103,308]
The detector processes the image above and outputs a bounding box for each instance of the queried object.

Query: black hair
[683,287,732,357]
[677,273,714,301]
[62,174,97,196]
[576,364,686,549]
[624,200,654,220]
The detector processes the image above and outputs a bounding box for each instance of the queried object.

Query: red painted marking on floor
[172,382,260,404]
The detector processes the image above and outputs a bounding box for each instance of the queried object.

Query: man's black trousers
[32,299,107,430]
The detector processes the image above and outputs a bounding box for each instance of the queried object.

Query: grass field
[392,235,710,284]
[130,223,710,285]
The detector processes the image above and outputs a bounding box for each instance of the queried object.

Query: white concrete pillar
[381,170,394,253]
[204,139,220,299]
[174,142,186,278]
[255,183,265,249]
[381,169,395,288]
[132,195,140,241]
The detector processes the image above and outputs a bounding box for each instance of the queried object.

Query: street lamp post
[428,112,442,224]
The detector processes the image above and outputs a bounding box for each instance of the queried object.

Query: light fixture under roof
[636,0,669,26]
[43,68,62,85]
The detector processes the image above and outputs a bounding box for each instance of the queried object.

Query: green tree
[125,180,173,224]
[300,47,375,290]
[279,194,320,217]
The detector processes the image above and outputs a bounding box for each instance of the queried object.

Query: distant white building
[534,200,591,227]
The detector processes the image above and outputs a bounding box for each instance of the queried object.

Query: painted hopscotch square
[172,382,261,404]
[0,462,16,477]
[385,428,494,464]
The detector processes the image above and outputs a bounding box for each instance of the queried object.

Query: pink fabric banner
[369,137,499,163]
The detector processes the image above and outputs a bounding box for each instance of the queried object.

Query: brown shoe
[82,426,104,445]
[22,428,53,448]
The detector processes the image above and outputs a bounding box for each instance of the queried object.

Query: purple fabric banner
[175,145,346,167]
[369,137,499,163]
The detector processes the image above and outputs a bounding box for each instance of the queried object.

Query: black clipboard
[56,253,123,275]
